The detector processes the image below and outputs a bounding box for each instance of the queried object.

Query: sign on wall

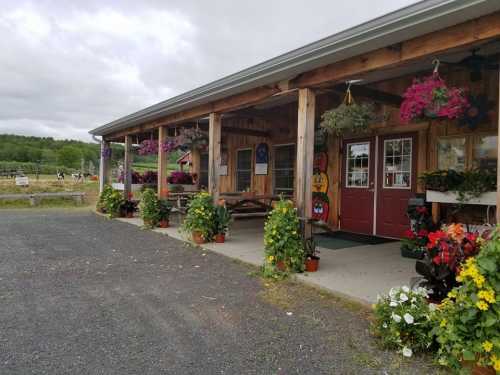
[255,143,269,175]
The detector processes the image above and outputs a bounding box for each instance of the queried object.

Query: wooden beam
[123,135,133,199]
[291,11,500,89]
[222,126,269,138]
[157,126,169,198]
[106,85,282,140]
[191,149,201,188]
[208,113,222,201]
[296,88,316,237]
[332,84,402,106]
[99,140,111,193]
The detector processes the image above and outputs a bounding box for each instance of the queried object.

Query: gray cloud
[0,0,417,141]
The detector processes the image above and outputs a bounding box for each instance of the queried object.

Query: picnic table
[219,193,282,218]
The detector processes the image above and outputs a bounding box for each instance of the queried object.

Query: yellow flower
[267,255,275,263]
[440,318,447,327]
[282,208,287,214]
[476,301,489,311]
[478,289,495,304]
[491,355,500,372]
[474,274,486,288]
[447,290,457,299]
[482,341,493,353]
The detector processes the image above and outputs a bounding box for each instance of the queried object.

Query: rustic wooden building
[90,0,500,238]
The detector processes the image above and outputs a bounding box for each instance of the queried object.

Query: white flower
[399,293,408,302]
[391,313,401,323]
[428,303,437,312]
[382,323,388,328]
[389,288,397,298]
[402,286,410,293]
[402,347,413,358]
[389,301,398,307]
[403,313,414,324]
[411,297,416,303]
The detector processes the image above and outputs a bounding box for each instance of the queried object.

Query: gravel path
[0,209,440,374]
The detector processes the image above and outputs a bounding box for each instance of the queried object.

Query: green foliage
[320,103,375,135]
[420,169,497,203]
[372,286,435,358]
[262,199,304,277]
[214,205,231,234]
[57,145,83,169]
[181,192,215,240]
[158,199,172,221]
[139,188,160,228]
[432,230,500,372]
[96,185,113,213]
[104,189,125,218]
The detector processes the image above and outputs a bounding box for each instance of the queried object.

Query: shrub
[139,188,160,228]
[104,189,125,218]
[158,199,172,221]
[213,204,231,235]
[432,230,500,372]
[167,171,194,185]
[262,199,304,276]
[181,192,215,240]
[372,286,435,358]
[96,185,113,213]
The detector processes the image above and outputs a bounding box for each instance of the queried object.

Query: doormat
[314,231,396,250]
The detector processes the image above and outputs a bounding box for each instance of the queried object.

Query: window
[346,142,370,187]
[472,135,497,171]
[273,144,295,195]
[199,153,208,189]
[437,137,466,171]
[383,138,412,188]
[236,149,252,192]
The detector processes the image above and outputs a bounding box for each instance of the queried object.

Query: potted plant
[104,189,125,218]
[304,238,320,272]
[262,199,305,277]
[120,200,137,218]
[139,188,160,228]
[181,192,215,244]
[432,230,499,374]
[96,185,113,213]
[167,171,196,192]
[213,205,231,243]
[158,199,172,228]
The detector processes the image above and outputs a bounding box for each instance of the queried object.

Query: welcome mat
[314,231,396,250]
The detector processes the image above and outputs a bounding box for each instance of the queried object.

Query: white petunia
[428,303,437,312]
[391,313,402,323]
[402,286,410,293]
[402,347,413,358]
[389,301,398,307]
[382,323,388,328]
[389,288,397,298]
[403,313,414,324]
[399,293,408,302]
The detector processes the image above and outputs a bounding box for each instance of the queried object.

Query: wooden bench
[0,192,86,206]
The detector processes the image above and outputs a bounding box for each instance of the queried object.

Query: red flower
[417,229,428,237]
[416,206,428,214]
[427,230,447,249]
[433,255,442,265]
[404,229,416,239]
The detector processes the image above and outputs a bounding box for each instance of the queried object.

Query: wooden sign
[314,152,328,172]
[312,192,330,222]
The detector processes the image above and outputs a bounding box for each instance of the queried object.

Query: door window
[199,153,209,189]
[345,142,370,187]
[383,138,412,189]
[236,149,252,191]
[273,144,295,195]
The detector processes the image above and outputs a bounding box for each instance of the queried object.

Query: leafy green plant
[181,192,215,240]
[104,188,125,218]
[139,188,160,228]
[214,205,231,235]
[372,286,435,358]
[158,199,172,221]
[120,200,137,214]
[262,199,305,277]
[320,102,375,135]
[96,185,113,213]
[432,229,500,372]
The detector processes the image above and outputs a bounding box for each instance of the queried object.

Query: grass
[132,162,178,172]
[0,175,99,209]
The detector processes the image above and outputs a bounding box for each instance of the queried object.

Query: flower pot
[192,231,205,245]
[158,219,169,228]
[305,256,320,272]
[276,260,287,272]
[461,361,496,375]
[215,233,225,243]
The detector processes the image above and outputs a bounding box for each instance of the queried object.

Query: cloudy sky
[0,0,418,142]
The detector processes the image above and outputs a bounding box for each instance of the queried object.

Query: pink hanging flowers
[138,139,159,155]
[399,73,469,123]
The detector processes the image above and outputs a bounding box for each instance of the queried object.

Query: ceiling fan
[441,48,499,82]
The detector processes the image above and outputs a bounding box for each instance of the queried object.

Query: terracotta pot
[126,211,134,218]
[276,260,287,272]
[462,361,496,375]
[192,231,205,245]
[305,256,320,272]
[159,219,169,228]
[215,233,225,243]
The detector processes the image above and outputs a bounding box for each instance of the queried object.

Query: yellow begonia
[482,341,493,353]
[492,355,500,372]
[476,301,489,311]
[267,255,275,263]
[478,289,495,304]
[474,274,486,288]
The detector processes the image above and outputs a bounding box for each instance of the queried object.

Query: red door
[376,134,417,238]
[341,139,375,234]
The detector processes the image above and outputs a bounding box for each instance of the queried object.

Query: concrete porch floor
[115,216,417,305]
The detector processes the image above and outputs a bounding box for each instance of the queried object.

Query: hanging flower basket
[137,139,158,155]
[400,70,469,123]
[101,144,112,159]
[320,84,376,135]
[177,128,209,151]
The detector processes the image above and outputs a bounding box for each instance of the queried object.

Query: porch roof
[89,0,500,137]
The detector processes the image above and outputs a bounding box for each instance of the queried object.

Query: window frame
[345,141,370,189]
[235,148,253,192]
[272,143,295,196]
[382,137,412,190]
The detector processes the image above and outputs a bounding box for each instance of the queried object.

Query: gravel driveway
[0,209,440,374]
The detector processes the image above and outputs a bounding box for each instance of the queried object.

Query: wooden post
[208,113,222,201]
[191,149,201,188]
[158,126,169,198]
[296,88,315,236]
[99,140,111,193]
[123,135,133,199]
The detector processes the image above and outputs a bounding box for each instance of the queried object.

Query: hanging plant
[177,128,209,151]
[400,60,469,123]
[320,83,375,135]
[138,139,158,155]
[101,144,112,159]
[161,138,179,153]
